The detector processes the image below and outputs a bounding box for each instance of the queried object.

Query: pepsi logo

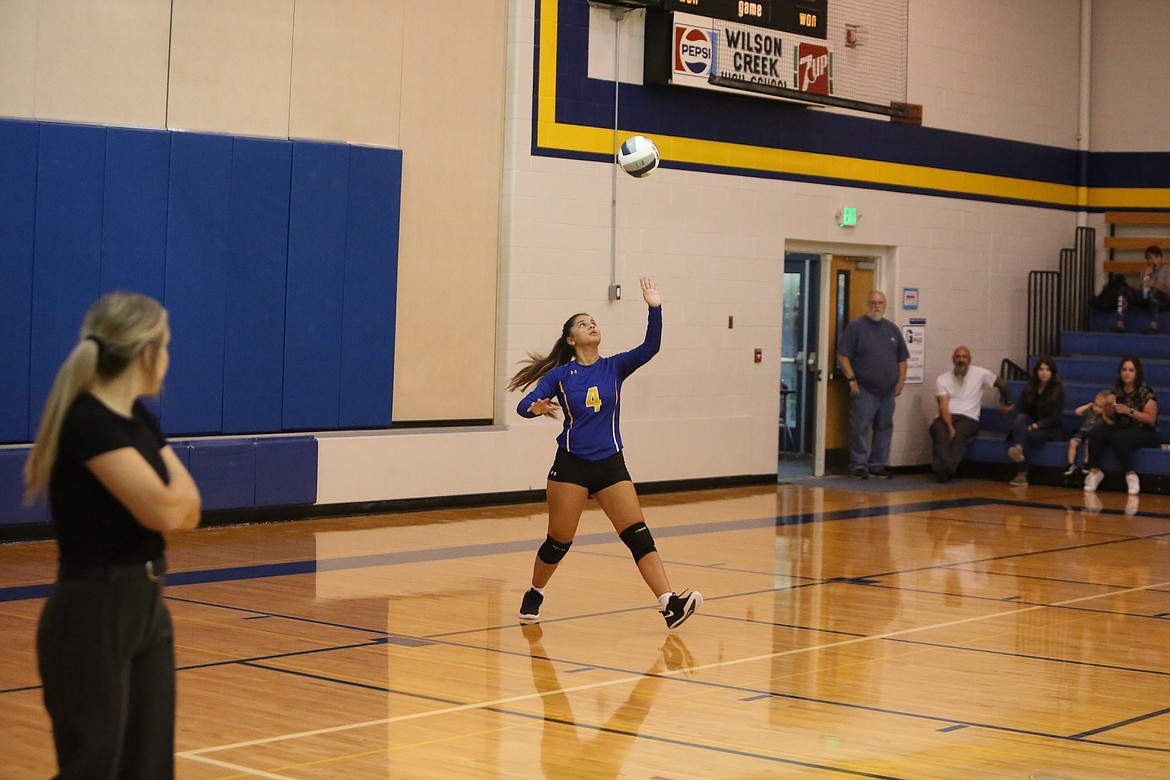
[674,26,715,76]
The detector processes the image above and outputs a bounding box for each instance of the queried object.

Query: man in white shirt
[931,346,1012,482]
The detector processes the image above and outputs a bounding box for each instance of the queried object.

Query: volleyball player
[507,277,702,629]
[24,292,202,779]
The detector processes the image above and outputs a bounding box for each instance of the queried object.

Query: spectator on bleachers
[1090,271,1136,332]
[1137,245,1168,334]
[1084,356,1159,495]
[1006,356,1066,487]
[1064,390,1116,476]
[1113,245,1168,333]
[929,346,1012,483]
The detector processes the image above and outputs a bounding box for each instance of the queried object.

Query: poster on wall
[901,318,925,385]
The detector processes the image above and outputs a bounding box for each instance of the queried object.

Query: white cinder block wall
[5,0,1168,503]
[490,0,1080,485]
[324,0,1169,500]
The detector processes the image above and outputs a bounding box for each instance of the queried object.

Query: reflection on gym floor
[2,481,1169,778]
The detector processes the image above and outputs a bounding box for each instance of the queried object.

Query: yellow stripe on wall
[535,0,1161,211]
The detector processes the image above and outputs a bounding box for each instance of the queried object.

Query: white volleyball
[616,135,660,178]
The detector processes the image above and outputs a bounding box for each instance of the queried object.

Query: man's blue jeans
[850,386,896,470]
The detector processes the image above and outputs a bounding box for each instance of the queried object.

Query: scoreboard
[659,0,826,38]
[640,0,912,120]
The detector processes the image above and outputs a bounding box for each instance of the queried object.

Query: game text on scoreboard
[660,0,827,39]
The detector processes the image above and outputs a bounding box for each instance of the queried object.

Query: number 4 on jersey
[585,386,602,412]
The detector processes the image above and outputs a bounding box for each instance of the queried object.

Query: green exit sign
[838,207,858,227]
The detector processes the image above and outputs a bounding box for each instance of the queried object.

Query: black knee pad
[619,522,657,563]
[537,535,572,564]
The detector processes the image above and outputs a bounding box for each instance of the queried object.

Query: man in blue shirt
[836,291,910,478]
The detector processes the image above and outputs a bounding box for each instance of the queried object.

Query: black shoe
[850,467,869,479]
[868,467,892,479]
[519,588,543,624]
[661,590,702,629]
[1063,463,1079,477]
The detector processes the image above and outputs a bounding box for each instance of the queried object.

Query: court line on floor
[9,496,1165,605]
[5,495,1150,604]
[176,575,1170,767]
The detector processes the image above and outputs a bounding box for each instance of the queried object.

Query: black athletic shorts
[547,448,631,495]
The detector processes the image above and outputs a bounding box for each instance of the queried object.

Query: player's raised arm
[641,276,661,307]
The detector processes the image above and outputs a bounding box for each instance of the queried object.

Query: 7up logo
[796,43,831,95]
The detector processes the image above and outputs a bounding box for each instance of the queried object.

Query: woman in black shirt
[1006,356,1066,487]
[1084,356,1159,495]
[24,292,201,779]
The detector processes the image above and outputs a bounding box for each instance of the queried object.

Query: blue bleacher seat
[964,331,1170,488]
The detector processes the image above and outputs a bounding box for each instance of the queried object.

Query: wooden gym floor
[2,477,1169,778]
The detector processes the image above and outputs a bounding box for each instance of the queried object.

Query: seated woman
[1084,356,1159,495]
[1006,356,1066,487]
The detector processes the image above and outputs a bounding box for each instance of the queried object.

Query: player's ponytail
[24,292,168,502]
[506,312,587,393]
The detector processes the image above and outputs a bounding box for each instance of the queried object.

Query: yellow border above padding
[535,0,1167,211]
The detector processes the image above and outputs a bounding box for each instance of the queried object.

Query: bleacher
[965,320,1170,493]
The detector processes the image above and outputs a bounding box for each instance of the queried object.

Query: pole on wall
[608,6,628,302]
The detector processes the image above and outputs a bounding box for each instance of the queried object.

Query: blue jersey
[518,306,662,461]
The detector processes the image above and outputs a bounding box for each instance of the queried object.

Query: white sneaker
[1083,470,1103,492]
[1126,473,1140,495]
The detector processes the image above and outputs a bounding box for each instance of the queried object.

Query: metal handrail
[1025,226,1095,360]
[1000,358,1029,382]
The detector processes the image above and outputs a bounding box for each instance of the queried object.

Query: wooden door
[824,256,875,470]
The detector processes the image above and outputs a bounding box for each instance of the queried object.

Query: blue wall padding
[0,120,39,442]
[163,132,234,435]
[188,440,256,512]
[254,437,318,506]
[101,128,170,300]
[284,142,350,430]
[30,124,106,427]
[222,138,292,434]
[0,119,400,444]
[171,440,192,471]
[0,449,49,526]
[0,437,318,525]
[340,146,402,427]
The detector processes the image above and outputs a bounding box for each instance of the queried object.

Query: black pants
[929,415,981,481]
[1084,423,1159,473]
[37,574,176,779]
[1119,288,1168,321]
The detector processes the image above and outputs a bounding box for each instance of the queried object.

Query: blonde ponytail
[23,341,100,502]
[23,292,168,503]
